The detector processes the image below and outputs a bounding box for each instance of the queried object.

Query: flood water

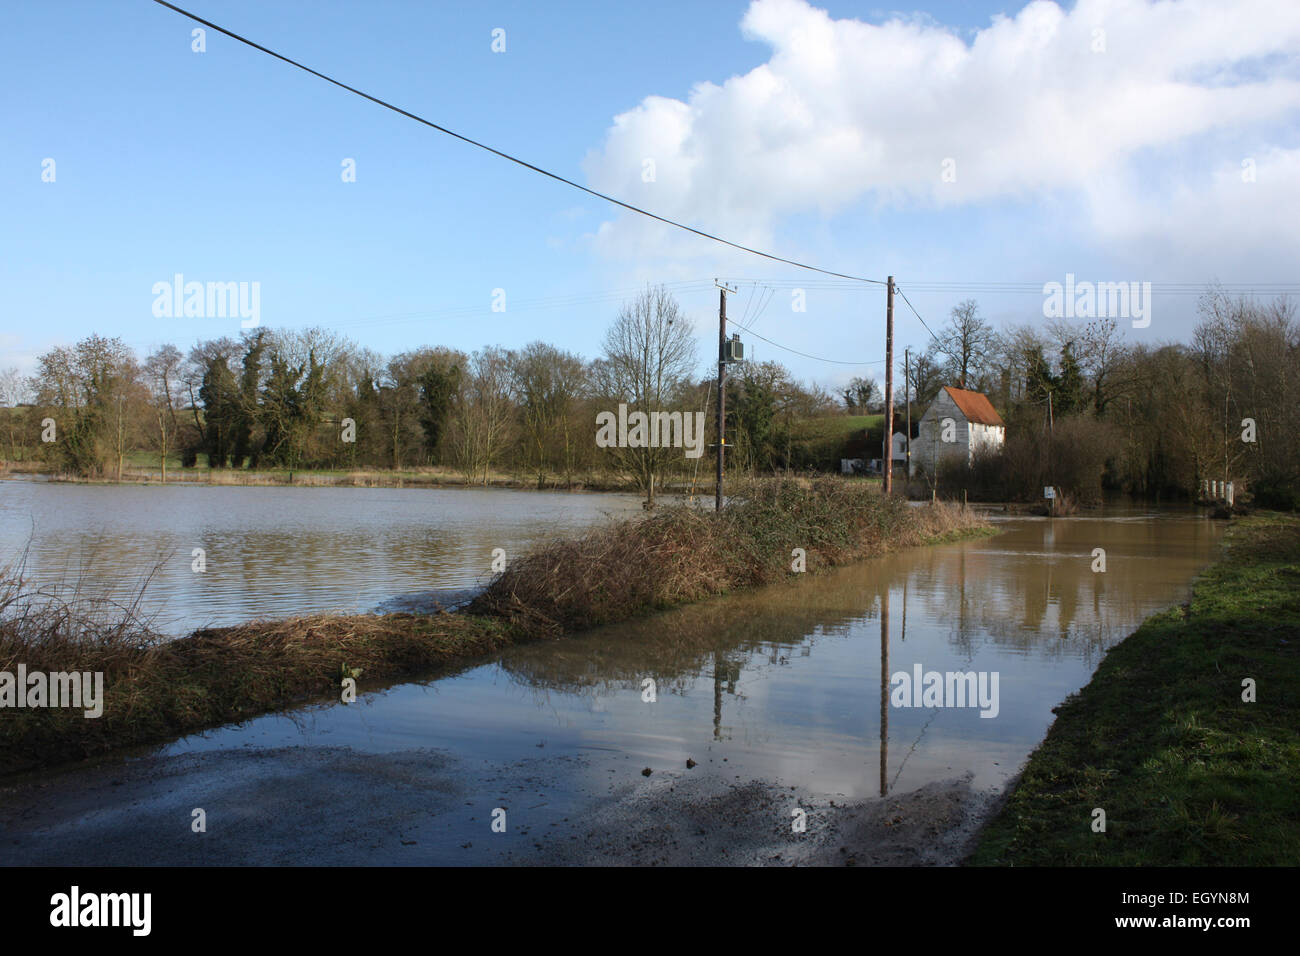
[0,481,1225,863]
[163,508,1218,797]
[0,478,645,633]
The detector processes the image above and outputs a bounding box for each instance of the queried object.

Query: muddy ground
[0,744,998,866]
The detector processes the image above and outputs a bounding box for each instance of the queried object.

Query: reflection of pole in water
[713,651,723,741]
[711,653,739,741]
[880,588,890,797]
[1046,528,1053,615]
[902,575,908,643]
[959,543,967,642]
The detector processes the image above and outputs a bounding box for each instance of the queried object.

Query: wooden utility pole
[904,346,911,483]
[883,277,895,495]
[715,285,729,512]
[1047,390,1055,516]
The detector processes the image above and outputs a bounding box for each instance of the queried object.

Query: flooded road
[0,507,1223,866]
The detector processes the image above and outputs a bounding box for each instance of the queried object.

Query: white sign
[1044,486,1056,499]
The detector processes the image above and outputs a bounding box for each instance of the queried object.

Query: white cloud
[581,0,1300,266]
[1085,145,1300,251]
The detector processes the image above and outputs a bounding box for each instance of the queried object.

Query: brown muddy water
[0,486,1223,866]
[0,478,646,633]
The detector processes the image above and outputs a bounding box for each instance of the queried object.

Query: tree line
[2,287,839,502]
[4,285,1295,507]
[901,288,1299,508]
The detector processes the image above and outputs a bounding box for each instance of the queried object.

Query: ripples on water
[0,479,645,634]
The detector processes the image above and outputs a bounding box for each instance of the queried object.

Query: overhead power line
[152,4,1296,373]
[325,274,884,367]
[720,277,1300,296]
[728,314,885,366]
[712,279,883,366]
[151,0,887,286]
[893,284,941,344]
[888,281,1300,296]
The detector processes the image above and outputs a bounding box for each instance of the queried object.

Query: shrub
[469,477,988,634]
[919,416,1118,504]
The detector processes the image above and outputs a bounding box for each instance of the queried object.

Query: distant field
[124,451,184,469]
[791,414,883,440]
[2,450,187,469]
[787,414,884,469]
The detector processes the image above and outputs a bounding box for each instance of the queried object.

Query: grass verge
[1,477,990,776]
[967,512,1300,866]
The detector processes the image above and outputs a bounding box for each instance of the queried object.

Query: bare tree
[29,335,140,477]
[909,347,945,409]
[593,285,698,506]
[1194,289,1252,487]
[0,367,29,407]
[143,345,183,481]
[510,341,588,487]
[1195,288,1299,497]
[451,346,515,485]
[0,366,30,462]
[936,299,998,389]
[1078,317,1132,416]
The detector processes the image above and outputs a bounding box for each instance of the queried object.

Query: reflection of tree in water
[905,517,1221,667]
[497,514,1221,753]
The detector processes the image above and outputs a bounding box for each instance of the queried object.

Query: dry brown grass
[471,477,990,637]
[1,600,514,774]
[19,463,628,492]
[0,547,517,773]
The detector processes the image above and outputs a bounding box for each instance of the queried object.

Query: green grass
[968,513,1300,866]
[791,414,883,440]
[786,414,885,470]
[122,451,184,468]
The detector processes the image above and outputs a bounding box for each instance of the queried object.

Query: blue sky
[3,0,1298,392]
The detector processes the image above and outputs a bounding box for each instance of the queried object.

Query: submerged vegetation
[969,513,1300,866]
[0,477,990,775]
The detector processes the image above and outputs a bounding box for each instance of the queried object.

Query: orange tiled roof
[942,386,1005,427]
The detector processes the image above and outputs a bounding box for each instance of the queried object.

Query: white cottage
[890,431,908,477]
[913,386,1005,476]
